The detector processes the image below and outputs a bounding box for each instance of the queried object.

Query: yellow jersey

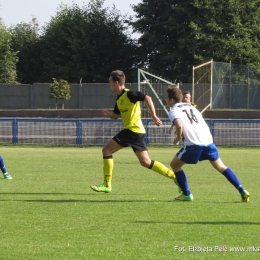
[113,88,146,133]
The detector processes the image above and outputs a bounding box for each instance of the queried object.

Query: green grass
[0,146,259,260]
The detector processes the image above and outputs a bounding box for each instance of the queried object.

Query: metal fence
[0,81,193,110]
[193,60,260,110]
[0,118,259,147]
[0,83,139,110]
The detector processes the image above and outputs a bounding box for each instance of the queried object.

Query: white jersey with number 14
[168,103,213,146]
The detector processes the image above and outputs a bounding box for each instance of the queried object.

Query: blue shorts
[176,143,219,164]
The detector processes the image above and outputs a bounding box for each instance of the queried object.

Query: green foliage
[39,0,139,83]
[0,146,258,260]
[49,78,71,103]
[0,22,18,83]
[132,0,260,82]
[2,0,260,84]
[10,20,43,84]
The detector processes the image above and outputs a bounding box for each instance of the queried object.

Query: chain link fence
[0,118,259,147]
[193,60,260,110]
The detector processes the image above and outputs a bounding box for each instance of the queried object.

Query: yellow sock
[103,157,113,188]
[150,160,176,180]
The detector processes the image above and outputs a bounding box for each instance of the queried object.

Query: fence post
[247,66,250,109]
[30,84,33,109]
[144,119,149,145]
[78,79,83,109]
[229,61,232,108]
[76,119,82,145]
[12,119,18,144]
[210,59,213,109]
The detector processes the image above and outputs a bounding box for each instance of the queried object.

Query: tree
[49,78,71,108]
[10,20,43,84]
[39,0,139,83]
[0,21,18,83]
[131,0,260,82]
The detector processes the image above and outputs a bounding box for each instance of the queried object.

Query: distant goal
[137,69,179,118]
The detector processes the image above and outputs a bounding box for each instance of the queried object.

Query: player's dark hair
[166,87,183,102]
[110,70,125,85]
[183,91,192,101]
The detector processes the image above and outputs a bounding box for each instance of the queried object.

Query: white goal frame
[137,69,179,116]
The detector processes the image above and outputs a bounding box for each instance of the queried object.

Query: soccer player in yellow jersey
[91,70,180,193]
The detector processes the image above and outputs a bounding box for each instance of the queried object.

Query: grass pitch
[0,146,259,260]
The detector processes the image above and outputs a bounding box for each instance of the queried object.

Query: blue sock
[222,168,244,193]
[175,170,191,196]
[0,156,7,174]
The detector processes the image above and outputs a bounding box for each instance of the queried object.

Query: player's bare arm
[144,95,162,126]
[169,124,174,134]
[101,109,120,119]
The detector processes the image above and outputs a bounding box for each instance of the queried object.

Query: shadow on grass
[0,193,251,204]
[0,192,165,203]
[0,192,86,195]
[0,198,168,203]
[133,220,260,225]
[0,198,250,204]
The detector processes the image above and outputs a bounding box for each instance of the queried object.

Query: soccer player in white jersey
[164,86,249,202]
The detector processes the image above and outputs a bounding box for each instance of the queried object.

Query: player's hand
[101,109,109,117]
[153,116,163,126]
[173,136,180,145]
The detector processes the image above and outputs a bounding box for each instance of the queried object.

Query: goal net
[138,69,179,118]
[137,69,179,145]
[192,60,212,113]
[193,59,260,111]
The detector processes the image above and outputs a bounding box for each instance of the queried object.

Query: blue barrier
[0,118,260,146]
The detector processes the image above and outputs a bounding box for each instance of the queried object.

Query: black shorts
[113,129,147,152]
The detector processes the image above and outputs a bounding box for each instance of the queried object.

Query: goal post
[137,69,179,145]
[192,59,213,112]
[137,68,179,118]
